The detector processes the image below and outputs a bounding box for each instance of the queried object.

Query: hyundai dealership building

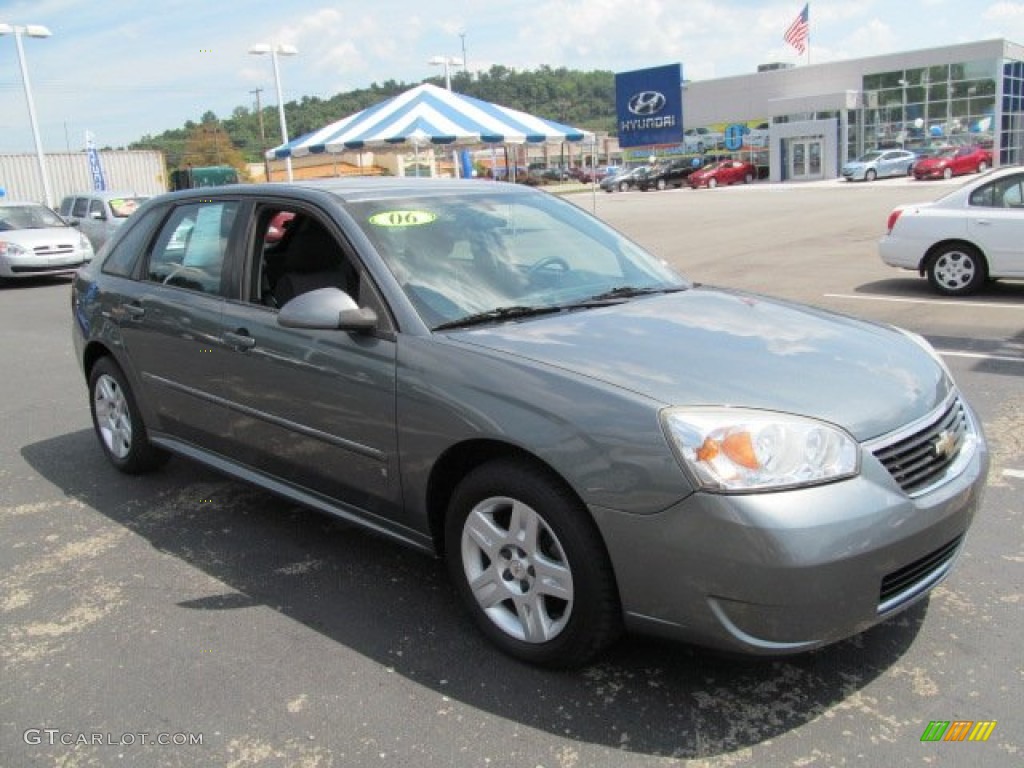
[623,38,1022,182]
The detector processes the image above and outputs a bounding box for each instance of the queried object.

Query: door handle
[223,330,256,350]
[123,303,145,320]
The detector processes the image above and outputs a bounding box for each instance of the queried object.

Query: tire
[942,167,953,180]
[656,178,667,191]
[926,244,987,296]
[708,177,718,189]
[865,169,877,182]
[445,459,621,668]
[744,173,754,184]
[89,357,169,474]
[977,161,988,173]
[619,181,628,192]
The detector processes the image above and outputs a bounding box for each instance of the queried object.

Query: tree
[179,118,248,176]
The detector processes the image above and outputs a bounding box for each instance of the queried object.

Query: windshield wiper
[581,285,688,302]
[433,305,563,331]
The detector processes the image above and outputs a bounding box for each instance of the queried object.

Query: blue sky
[1,0,1022,153]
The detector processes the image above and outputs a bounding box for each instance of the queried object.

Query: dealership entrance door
[787,138,824,180]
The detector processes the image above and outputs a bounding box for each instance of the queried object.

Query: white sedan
[0,201,94,282]
[878,166,1024,295]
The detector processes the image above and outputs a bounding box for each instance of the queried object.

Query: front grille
[870,396,969,495]
[11,262,84,274]
[32,244,76,256]
[879,535,962,610]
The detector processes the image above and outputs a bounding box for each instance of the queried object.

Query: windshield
[0,204,67,231]
[350,189,688,330]
[109,197,147,218]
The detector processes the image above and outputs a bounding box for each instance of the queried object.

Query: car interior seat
[273,219,357,307]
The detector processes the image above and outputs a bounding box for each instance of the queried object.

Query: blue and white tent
[267,83,593,160]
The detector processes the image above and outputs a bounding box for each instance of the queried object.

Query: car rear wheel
[445,459,621,668]
[926,244,987,296]
[865,169,877,182]
[89,357,169,474]
[619,181,629,192]
[744,173,754,184]
[942,167,953,180]
[977,161,988,173]
[656,178,667,191]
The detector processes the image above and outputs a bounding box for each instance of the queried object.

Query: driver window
[146,201,239,295]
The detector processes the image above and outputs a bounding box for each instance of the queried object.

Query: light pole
[249,42,297,181]
[0,22,54,206]
[428,55,460,91]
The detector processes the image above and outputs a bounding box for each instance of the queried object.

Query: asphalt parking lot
[2,176,1021,767]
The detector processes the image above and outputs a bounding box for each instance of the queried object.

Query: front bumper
[0,251,91,278]
[590,406,988,654]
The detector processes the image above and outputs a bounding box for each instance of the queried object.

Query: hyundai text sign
[615,64,683,148]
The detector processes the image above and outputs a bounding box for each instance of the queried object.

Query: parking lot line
[824,293,1024,311]
[937,350,1024,365]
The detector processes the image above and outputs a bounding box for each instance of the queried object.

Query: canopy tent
[266,83,593,160]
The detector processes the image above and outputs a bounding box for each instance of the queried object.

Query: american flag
[784,4,810,55]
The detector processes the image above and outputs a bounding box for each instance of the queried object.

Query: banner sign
[85,132,107,191]
[615,64,683,148]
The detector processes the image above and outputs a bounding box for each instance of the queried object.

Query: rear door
[967,172,1024,277]
[116,198,244,451]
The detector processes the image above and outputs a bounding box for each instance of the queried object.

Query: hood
[0,227,83,249]
[453,288,951,441]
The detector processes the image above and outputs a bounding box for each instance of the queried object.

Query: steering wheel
[528,256,570,277]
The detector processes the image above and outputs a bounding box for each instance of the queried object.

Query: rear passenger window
[72,198,88,217]
[101,213,161,278]
[146,201,239,296]
[89,199,105,219]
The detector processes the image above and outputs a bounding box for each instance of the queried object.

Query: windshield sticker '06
[368,210,437,227]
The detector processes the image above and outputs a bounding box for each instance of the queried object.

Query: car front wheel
[708,177,718,189]
[926,244,987,296]
[977,161,988,173]
[89,357,169,473]
[865,169,877,182]
[942,167,954,180]
[445,459,621,667]
[656,178,667,191]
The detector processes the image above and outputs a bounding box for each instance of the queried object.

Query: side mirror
[278,287,377,333]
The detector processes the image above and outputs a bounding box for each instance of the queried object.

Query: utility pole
[251,87,269,182]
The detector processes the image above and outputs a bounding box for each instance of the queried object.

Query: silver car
[0,201,94,281]
[59,191,148,251]
[842,149,917,181]
[71,179,988,667]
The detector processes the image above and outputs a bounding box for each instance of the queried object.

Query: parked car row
[842,145,992,182]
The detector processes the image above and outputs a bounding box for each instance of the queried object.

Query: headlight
[661,408,859,493]
[0,240,28,257]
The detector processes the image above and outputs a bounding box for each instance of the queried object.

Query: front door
[788,139,824,181]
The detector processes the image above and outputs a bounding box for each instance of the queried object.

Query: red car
[688,160,756,189]
[912,145,992,180]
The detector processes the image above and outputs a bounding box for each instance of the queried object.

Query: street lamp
[428,55,460,91]
[249,42,298,181]
[0,22,54,206]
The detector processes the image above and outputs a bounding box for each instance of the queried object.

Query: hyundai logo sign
[627,91,666,116]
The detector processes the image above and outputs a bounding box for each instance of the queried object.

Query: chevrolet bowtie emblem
[933,430,957,459]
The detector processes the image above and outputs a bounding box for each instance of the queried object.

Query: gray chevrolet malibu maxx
[71,178,988,667]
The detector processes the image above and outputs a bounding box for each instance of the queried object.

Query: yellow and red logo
[920,720,997,742]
